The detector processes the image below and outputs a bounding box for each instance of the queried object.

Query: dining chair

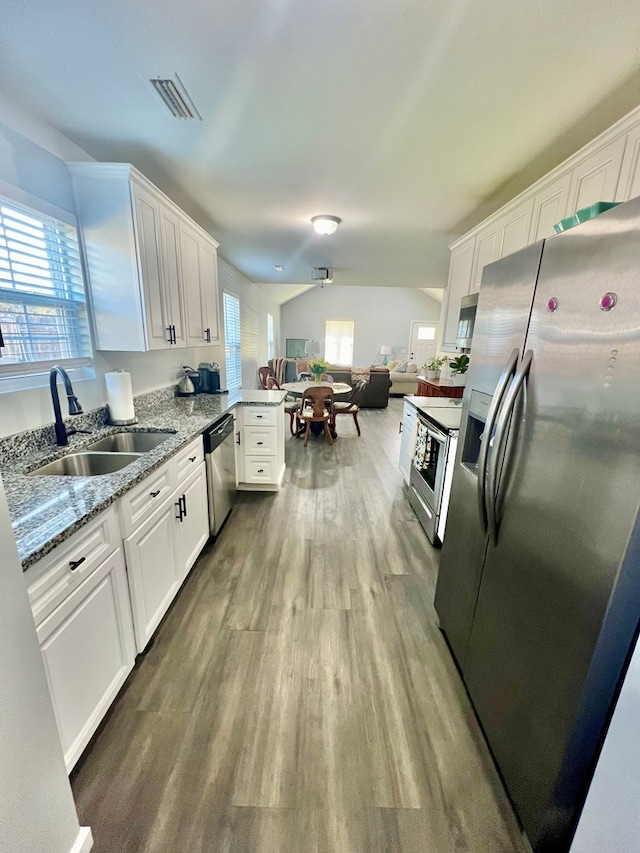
[330,379,368,436]
[258,366,275,389]
[265,375,299,436]
[298,386,334,447]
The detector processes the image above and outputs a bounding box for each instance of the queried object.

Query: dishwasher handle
[204,414,235,453]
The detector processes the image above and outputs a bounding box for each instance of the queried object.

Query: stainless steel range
[408,399,461,545]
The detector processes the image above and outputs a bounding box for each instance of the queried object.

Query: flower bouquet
[308,358,329,385]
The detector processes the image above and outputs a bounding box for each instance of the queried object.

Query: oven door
[410,415,448,514]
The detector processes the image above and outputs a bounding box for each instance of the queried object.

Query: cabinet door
[124,501,181,653]
[566,135,627,213]
[470,225,500,292]
[180,224,205,347]
[399,403,418,485]
[159,205,186,348]
[133,185,169,350]
[616,122,640,202]
[37,548,135,771]
[441,240,474,352]
[199,240,220,344]
[499,198,533,258]
[173,464,209,582]
[529,172,571,242]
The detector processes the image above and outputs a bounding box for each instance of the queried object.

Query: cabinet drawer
[244,457,277,483]
[243,426,276,455]
[118,463,173,538]
[242,406,277,427]
[27,507,120,628]
[174,435,205,485]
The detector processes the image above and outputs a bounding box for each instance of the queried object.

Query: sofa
[387,359,420,396]
[268,359,391,407]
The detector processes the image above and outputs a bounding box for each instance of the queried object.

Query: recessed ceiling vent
[149,74,202,121]
[312,267,333,283]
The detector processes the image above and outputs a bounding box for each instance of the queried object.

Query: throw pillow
[406,362,418,373]
[395,361,408,373]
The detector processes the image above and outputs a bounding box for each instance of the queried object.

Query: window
[223,292,242,389]
[267,313,275,360]
[325,320,354,366]
[0,197,92,382]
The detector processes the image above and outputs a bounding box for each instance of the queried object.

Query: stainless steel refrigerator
[434,197,640,852]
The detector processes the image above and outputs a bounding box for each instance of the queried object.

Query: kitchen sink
[29,452,142,477]
[84,430,176,454]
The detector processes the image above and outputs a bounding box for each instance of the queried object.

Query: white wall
[218,258,281,389]
[280,285,441,366]
[0,476,87,853]
[0,92,279,437]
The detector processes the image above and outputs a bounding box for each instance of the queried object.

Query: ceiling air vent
[149,74,202,121]
[312,267,333,284]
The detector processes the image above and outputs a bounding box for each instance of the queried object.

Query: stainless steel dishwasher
[203,413,236,535]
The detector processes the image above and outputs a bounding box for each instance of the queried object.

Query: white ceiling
[2,0,640,303]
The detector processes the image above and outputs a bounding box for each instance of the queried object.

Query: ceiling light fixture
[312,267,333,284]
[311,215,341,236]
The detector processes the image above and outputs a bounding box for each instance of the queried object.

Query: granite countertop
[404,395,463,433]
[1,388,286,570]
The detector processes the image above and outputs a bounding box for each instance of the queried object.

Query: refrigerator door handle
[487,349,533,545]
[477,348,520,532]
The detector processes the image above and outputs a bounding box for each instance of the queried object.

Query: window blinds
[223,291,242,389]
[324,320,355,366]
[0,199,92,375]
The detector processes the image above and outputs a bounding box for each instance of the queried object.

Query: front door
[408,321,438,369]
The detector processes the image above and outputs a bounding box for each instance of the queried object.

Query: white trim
[69,827,93,853]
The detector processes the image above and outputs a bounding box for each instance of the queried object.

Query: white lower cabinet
[124,499,182,653]
[123,457,209,653]
[235,403,286,490]
[173,463,209,583]
[34,545,135,772]
[399,400,418,485]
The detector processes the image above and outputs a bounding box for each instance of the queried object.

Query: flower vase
[426,370,437,380]
[314,374,322,386]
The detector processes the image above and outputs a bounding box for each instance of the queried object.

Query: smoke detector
[311,267,333,284]
[149,74,202,120]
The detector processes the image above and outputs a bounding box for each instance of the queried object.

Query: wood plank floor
[71,399,529,853]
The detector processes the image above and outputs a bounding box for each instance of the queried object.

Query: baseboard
[69,826,93,853]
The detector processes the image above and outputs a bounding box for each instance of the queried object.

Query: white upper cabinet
[180,220,220,348]
[499,198,533,258]
[616,122,640,202]
[68,163,219,352]
[528,172,571,242]
[566,135,627,213]
[441,240,474,351]
[471,225,500,292]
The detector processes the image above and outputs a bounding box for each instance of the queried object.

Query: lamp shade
[311,215,341,235]
[380,346,392,355]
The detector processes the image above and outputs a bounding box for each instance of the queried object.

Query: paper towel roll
[105,370,136,423]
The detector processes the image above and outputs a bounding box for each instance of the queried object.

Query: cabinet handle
[257,441,263,445]
[166,324,177,345]
[257,468,264,474]
[205,327,211,343]
[0,325,4,348]
[69,557,86,571]
[399,422,403,434]
[166,326,173,344]
[150,489,161,498]
[255,414,263,419]
[189,455,197,462]
[181,494,187,518]
[236,431,241,446]
[175,498,184,522]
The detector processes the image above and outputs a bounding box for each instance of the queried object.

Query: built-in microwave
[456,292,478,349]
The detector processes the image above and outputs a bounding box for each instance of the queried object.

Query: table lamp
[380,345,392,365]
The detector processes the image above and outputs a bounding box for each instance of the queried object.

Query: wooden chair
[298,386,334,447]
[258,366,275,389]
[265,375,299,436]
[330,379,368,436]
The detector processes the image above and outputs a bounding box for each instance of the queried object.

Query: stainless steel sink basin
[84,430,176,454]
[29,452,142,477]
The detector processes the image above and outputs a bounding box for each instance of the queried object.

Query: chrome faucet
[50,365,84,446]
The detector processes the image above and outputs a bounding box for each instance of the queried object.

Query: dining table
[281,381,352,438]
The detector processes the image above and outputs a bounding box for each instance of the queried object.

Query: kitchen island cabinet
[416,377,464,399]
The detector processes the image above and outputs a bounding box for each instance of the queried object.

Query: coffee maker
[198,362,222,394]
